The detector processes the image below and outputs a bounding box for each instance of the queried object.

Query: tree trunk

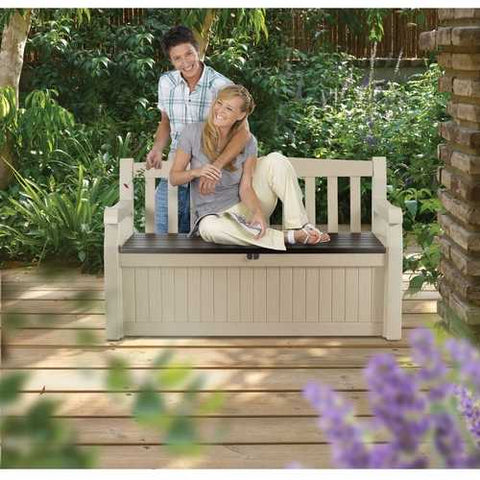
[0,9,31,99]
[193,9,216,60]
[0,9,31,189]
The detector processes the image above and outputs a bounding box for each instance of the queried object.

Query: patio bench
[104,156,402,340]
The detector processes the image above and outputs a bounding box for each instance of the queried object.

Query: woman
[169,85,330,250]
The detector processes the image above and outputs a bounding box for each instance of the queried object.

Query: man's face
[169,43,201,81]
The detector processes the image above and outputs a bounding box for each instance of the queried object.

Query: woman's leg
[198,212,286,251]
[252,152,309,229]
[253,153,329,244]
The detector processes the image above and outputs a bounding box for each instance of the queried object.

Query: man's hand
[248,209,267,239]
[198,177,218,195]
[146,148,163,170]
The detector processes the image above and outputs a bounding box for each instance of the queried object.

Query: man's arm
[146,111,171,170]
[199,121,251,194]
[213,120,250,169]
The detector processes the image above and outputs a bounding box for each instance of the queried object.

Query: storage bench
[104,156,403,340]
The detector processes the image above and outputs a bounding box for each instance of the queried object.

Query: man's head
[161,26,202,82]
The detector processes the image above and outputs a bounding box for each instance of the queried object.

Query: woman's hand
[248,209,267,239]
[195,164,222,183]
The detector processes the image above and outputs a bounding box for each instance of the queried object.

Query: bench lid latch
[246,253,260,260]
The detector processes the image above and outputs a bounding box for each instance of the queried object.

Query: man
[146,25,250,233]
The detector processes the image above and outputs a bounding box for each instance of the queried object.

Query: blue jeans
[155,179,191,234]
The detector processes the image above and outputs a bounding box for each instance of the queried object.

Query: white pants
[198,152,309,251]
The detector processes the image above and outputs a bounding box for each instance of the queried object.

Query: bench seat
[120,232,386,254]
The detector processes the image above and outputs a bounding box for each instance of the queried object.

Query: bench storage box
[104,156,402,340]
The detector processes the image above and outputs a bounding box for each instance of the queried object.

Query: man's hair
[161,25,199,56]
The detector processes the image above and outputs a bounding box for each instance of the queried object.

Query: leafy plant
[1,161,117,271]
[106,350,224,455]
[0,372,95,468]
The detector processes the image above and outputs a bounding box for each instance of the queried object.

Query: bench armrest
[104,200,133,225]
[373,199,402,226]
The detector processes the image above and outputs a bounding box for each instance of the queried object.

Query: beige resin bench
[104,156,403,341]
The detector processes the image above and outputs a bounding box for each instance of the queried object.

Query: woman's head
[202,85,255,169]
[210,85,255,129]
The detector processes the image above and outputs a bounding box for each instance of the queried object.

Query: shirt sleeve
[157,76,167,112]
[176,124,196,156]
[244,135,258,158]
[211,75,233,97]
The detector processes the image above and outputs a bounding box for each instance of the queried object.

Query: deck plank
[94,444,336,468]
[1,312,441,331]
[10,391,374,416]
[6,368,398,391]
[4,346,415,369]
[7,328,415,347]
[53,417,373,444]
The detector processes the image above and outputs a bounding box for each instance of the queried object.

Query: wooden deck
[1,266,441,468]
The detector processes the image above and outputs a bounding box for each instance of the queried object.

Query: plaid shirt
[157,64,231,155]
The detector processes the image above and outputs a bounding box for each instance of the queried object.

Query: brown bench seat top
[120,232,386,254]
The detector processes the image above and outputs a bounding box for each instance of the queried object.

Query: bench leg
[105,224,124,341]
[383,223,403,340]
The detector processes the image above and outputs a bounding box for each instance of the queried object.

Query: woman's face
[212,96,246,129]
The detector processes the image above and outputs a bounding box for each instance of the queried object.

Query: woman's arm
[239,156,266,238]
[169,148,222,186]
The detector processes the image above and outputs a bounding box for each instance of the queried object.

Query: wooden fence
[290,9,438,58]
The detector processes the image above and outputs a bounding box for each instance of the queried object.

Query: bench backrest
[119,156,387,234]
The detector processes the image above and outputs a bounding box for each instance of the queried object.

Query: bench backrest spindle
[327,176,339,233]
[145,176,156,233]
[121,157,385,234]
[304,177,316,225]
[350,176,362,233]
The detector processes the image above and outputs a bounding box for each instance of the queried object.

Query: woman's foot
[285,224,330,245]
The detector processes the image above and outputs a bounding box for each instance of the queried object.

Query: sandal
[286,223,330,245]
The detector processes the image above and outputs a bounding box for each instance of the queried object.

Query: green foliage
[1,161,117,271]
[0,372,28,405]
[0,371,95,468]
[182,8,268,44]
[105,350,223,455]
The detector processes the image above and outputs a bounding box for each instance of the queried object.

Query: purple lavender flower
[365,134,376,147]
[365,353,429,452]
[455,385,480,446]
[303,382,370,468]
[445,338,480,391]
[409,328,452,402]
[431,411,468,467]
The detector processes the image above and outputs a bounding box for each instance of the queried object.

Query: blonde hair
[202,85,255,172]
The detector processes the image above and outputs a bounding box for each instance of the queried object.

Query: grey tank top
[176,122,258,231]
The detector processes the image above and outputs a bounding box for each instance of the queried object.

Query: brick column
[420,9,480,336]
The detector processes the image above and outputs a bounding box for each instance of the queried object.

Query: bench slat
[305,177,316,224]
[288,158,373,177]
[327,177,338,233]
[167,185,178,234]
[145,177,156,233]
[119,232,385,254]
[135,159,374,178]
[350,176,361,233]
